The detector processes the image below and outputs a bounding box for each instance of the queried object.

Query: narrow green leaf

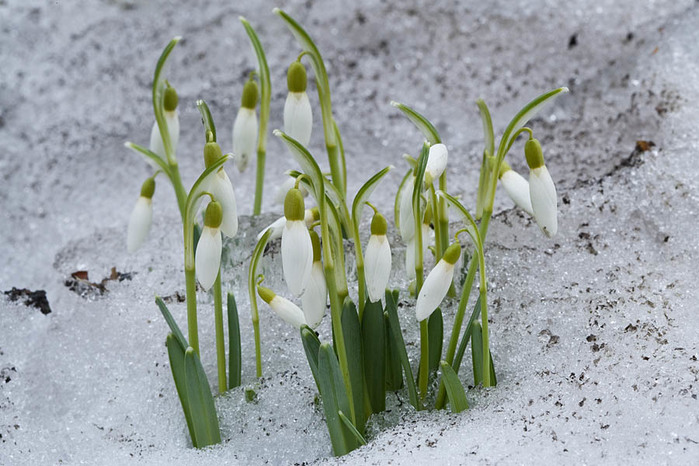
[165,333,196,445]
[196,99,216,142]
[470,321,484,386]
[428,308,443,374]
[489,351,497,386]
[453,294,483,375]
[384,311,403,391]
[338,410,367,446]
[124,142,171,178]
[227,292,241,389]
[333,120,347,194]
[274,130,323,202]
[156,297,188,349]
[300,325,321,391]
[436,190,483,255]
[341,299,365,433]
[185,154,233,217]
[240,17,271,154]
[184,347,221,448]
[439,361,469,413]
[384,290,421,410]
[152,37,181,162]
[476,99,494,158]
[390,101,441,144]
[394,168,413,232]
[362,299,386,413]
[351,166,393,231]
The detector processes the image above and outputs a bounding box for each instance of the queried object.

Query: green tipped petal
[163,84,179,112]
[370,212,388,236]
[284,188,305,221]
[525,138,545,169]
[204,201,223,228]
[257,285,276,304]
[140,177,156,199]
[287,60,307,92]
[442,242,461,265]
[241,79,259,109]
[203,141,223,168]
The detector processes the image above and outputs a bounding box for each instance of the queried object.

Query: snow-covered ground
[1,0,698,464]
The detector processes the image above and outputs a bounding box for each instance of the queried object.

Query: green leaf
[184,347,221,448]
[338,410,367,446]
[470,321,484,386]
[333,120,347,194]
[499,87,569,158]
[341,299,365,433]
[155,297,188,349]
[124,142,172,178]
[384,311,403,391]
[301,326,322,391]
[227,292,241,389]
[362,299,386,413]
[390,101,441,144]
[240,17,271,155]
[152,37,181,162]
[196,99,216,142]
[394,168,413,233]
[351,166,393,232]
[248,228,273,377]
[453,294,483,375]
[274,130,323,202]
[165,333,195,444]
[384,290,421,410]
[476,99,494,158]
[428,308,443,374]
[436,190,482,254]
[439,361,469,413]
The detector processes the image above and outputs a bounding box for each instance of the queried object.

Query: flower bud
[415,242,460,322]
[284,61,312,146]
[127,178,156,253]
[424,143,448,185]
[195,204,223,291]
[258,286,307,328]
[365,212,391,303]
[525,138,557,237]
[163,84,179,112]
[241,79,259,110]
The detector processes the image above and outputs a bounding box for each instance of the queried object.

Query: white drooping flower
[525,138,558,237]
[282,188,314,296]
[364,212,392,303]
[127,178,155,253]
[149,85,180,160]
[424,143,448,185]
[399,176,416,242]
[415,242,461,322]
[195,201,223,291]
[499,161,534,216]
[232,79,259,172]
[283,60,313,146]
[203,141,238,237]
[301,231,326,328]
[258,286,307,329]
[257,208,318,242]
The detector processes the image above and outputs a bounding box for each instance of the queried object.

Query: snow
[2,0,698,464]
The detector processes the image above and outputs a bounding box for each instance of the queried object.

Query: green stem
[213,271,226,393]
[418,320,429,399]
[253,149,266,215]
[169,163,188,221]
[437,173,449,259]
[253,322,262,378]
[327,143,345,198]
[429,185,441,260]
[185,267,199,355]
[480,287,491,387]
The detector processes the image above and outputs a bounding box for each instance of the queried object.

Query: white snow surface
[1,0,698,464]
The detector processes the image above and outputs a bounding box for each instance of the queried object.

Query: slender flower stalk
[195,201,223,291]
[301,230,327,328]
[127,177,156,253]
[364,211,392,303]
[258,285,307,328]
[284,60,313,146]
[499,160,534,216]
[232,76,259,172]
[282,187,314,296]
[149,83,180,161]
[525,138,557,237]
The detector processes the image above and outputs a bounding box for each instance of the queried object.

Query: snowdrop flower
[415,242,461,322]
[365,212,392,303]
[195,201,223,291]
[283,60,313,146]
[282,188,314,296]
[257,208,318,242]
[399,176,415,242]
[149,84,180,159]
[257,285,307,329]
[301,230,327,328]
[232,78,259,172]
[525,138,557,237]
[499,160,534,216]
[424,143,448,185]
[203,141,238,237]
[127,177,155,253]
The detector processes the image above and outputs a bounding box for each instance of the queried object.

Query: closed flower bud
[258,286,307,329]
[284,61,313,146]
[365,213,392,303]
[415,242,461,322]
[282,189,313,296]
[301,231,326,328]
[499,161,534,216]
[232,79,259,172]
[525,138,557,237]
[195,201,223,291]
[424,143,448,185]
[127,178,156,253]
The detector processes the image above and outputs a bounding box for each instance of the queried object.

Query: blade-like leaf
[240,17,271,154]
[351,166,393,230]
[165,333,195,444]
[453,294,482,374]
[428,308,443,374]
[156,297,188,349]
[362,299,386,413]
[196,99,217,142]
[384,290,421,410]
[301,326,322,391]
[384,311,403,391]
[227,292,241,389]
[338,411,367,446]
[476,99,494,158]
[390,101,441,144]
[152,37,181,162]
[394,168,413,232]
[124,142,172,178]
[470,321,484,386]
[184,347,221,448]
[439,361,469,413]
[341,299,365,433]
[436,190,482,253]
[274,130,324,202]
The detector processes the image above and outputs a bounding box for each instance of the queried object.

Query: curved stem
[213,271,226,393]
[253,148,266,215]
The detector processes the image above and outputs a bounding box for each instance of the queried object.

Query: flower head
[195,201,223,291]
[284,61,313,146]
[127,177,155,253]
[415,242,461,322]
[525,138,557,237]
[301,230,326,328]
[204,141,238,237]
[258,285,307,329]
[424,143,448,185]
[364,212,392,303]
[499,161,534,216]
[282,188,313,296]
[232,79,259,171]
[149,84,180,160]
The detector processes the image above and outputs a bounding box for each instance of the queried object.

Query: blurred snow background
[1,0,698,464]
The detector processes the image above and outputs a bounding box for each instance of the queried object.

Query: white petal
[269,295,307,329]
[425,143,448,182]
[501,169,534,216]
[127,196,153,253]
[149,121,165,160]
[210,169,238,237]
[365,235,392,303]
[301,261,327,328]
[405,237,416,279]
[304,208,316,228]
[415,260,454,322]
[529,166,558,237]
[195,226,222,291]
[399,179,415,241]
[281,220,313,296]
[232,107,258,172]
[257,216,285,242]
[284,91,313,147]
[165,110,180,156]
